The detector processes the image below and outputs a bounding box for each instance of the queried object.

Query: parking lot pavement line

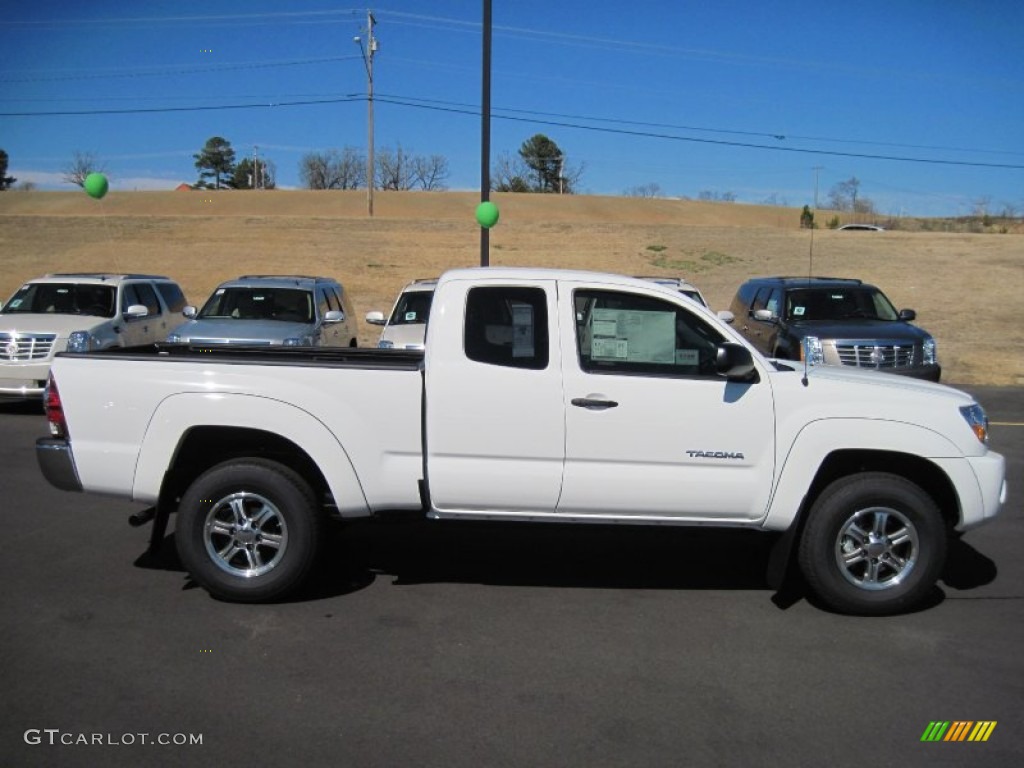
[990,422,1024,427]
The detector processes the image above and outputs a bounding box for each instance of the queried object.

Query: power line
[370,96,1024,170]
[375,92,1024,159]
[0,56,361,84]
[0,97,361,117]
[2,92,1021,171]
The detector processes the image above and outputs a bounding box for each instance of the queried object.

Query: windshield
[0,283,117,317]
[388,290,433,326]
[785,287,899,322]
[198,288,314,323]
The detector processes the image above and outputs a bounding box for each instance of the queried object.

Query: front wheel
[798,473,947,615]
[175,459,321,602]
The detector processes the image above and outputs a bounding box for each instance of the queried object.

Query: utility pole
[355,11,377,216]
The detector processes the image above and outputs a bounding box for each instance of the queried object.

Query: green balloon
[84,172,109,200]
[475,201,499,228]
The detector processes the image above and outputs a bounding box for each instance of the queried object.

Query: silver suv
[0,273,188,399]
[167,275,358,347]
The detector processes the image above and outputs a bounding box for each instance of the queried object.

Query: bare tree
[828,177,861,211]
[624,182,662,198]
[299,148,365,190]
[63,151,107,187]
[376,145,416,191]
[491,151,531,192]
[412,154,449,191]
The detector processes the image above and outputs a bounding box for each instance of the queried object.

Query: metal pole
[366,11,376,217]
[480,0,492,267]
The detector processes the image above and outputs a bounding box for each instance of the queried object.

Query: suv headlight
[377,340,395,349]
[960,404,989,444]
[922,337,937,365]
[166,332,182,344]
[66,331,94,353]
[283,335,314,346]
[801,336,824,365]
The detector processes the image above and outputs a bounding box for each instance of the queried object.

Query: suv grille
[0,332,57,361]
[834,341,916,369]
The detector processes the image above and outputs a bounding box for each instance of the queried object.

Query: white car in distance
[365,278,437,349]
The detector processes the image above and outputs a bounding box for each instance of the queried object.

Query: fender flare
[763,417,962,531]
[132,392,369,515]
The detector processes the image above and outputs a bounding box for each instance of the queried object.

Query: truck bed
[74,342,425,370]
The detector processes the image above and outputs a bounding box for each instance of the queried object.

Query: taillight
[45,374,69,439]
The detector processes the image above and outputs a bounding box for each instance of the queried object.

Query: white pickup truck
[36,268,1006,615]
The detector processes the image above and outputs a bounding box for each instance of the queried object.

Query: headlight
[800,336,824,365]
[959,403,989,444]
[283,336,313,346]
[922,337,937,365]
[166,333,182,343]
[66,331,93,353]
[377,340,395,349]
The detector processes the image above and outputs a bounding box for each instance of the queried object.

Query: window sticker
[404,311,417,322]
[9,299,23,309]
[511,302,535,358]
[675,349,699,365]
[792,306,806,316]
[591,308,675,364]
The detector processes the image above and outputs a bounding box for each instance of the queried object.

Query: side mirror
[324,310,345,323]
[365,311,386,326]
[715,342,757,381]
[124,304,148,320]
[898,308,916,321]
[717,310,735,325]
[182,305,197,319]
[752,309,777,322]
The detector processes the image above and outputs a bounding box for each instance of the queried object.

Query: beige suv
[0,273,188,399]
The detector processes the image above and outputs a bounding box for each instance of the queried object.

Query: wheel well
[804,450,960,527]
[159,426,332,514]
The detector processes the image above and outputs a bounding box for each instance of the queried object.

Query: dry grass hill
[1,190,1020,386]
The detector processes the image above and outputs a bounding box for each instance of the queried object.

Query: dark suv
[728,276,940,381]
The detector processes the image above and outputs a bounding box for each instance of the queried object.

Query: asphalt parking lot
[1,386,1021,768]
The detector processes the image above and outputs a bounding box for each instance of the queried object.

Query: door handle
[571,397,618,410]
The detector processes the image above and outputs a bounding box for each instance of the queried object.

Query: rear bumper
[36,438,83,492]
[0,377,48,398]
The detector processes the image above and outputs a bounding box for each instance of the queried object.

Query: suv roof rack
[238,275,326,281]
[45,273,171,280]
[771,276,862,284]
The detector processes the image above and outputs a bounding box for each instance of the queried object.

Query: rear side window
[122,283,162,317]
[154,282,187,313]
[575,289,724,378]
[464,286,548,370]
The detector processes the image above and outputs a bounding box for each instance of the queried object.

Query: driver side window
[575,289,724,378]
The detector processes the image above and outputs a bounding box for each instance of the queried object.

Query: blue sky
[2,0,1022,216]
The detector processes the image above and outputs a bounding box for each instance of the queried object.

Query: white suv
[365,278,436,349]
[0,273,188,399]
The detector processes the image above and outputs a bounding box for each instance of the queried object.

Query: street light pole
[355,11,377,217]
[480,0,492,267]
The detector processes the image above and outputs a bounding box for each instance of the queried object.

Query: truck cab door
[557,283,776,522]
[424,278,565,514]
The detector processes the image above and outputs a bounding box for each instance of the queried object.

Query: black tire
[175,459,321,602]
[798,472,947,616]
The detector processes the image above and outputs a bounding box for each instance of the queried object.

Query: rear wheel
[175,459,321,602]
[798,473,946,615]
